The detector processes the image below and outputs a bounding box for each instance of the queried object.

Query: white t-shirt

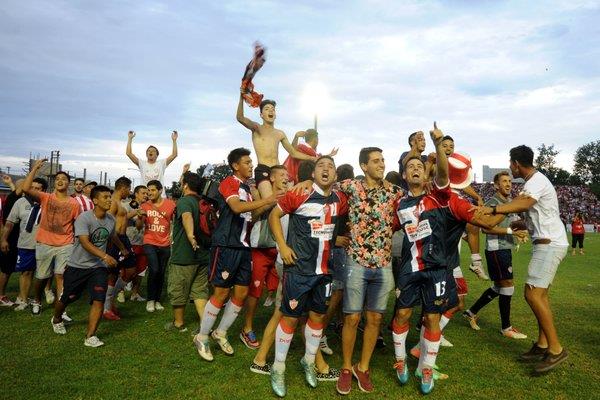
[138,159,167,186]
[521,172,568,247]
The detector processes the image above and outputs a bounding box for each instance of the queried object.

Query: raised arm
[22,159,46,201]
[2,175,15,192]
[291,131,306,149]
[126,131,140,167]
[430,122,448,188]
[166,131,178,166]
[281,135,317,161]
[237,94,259,132]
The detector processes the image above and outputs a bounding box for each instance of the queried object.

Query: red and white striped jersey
[74,195,94,213]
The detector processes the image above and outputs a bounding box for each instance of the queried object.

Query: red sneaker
[336,368,352,395]
[103,310,121,321]
[352,363,374,393]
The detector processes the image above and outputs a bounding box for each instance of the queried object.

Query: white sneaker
[31,301,42,315]
[84,336,105,347]
[154,302,164,311]
[501,327,527,339]
[117,291,126,303]
[146,300,155,313]
[0,295,14,307]
[319,335,334,355]
[440,336,454,347]
[44,289,56,304]
[211,330,234,355]
[469,258,490,280]
[14,297,29,311]
[61,312,73,323]
[51,317,66,335]
[194,334,214,361]
[131,293,146,302]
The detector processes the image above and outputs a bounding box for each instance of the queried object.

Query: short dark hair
[408,132,420,146]
[146,145,159,156]
[91,185,111,200]
[493,171,511,184]
[270,165,287,176]
[298,160,315,182]
[336,164,354,182]
[227,147,251,169]
[315,155,335,166]
[305,129,318,143]
[259,99,276,112]
[74,178,85,184]
[509,145,534,168]
[359,147,383,165]
[385,171,402,186]
[147,180,163,191]
[115,176,132,190]
[442,135,454,143]
[134,185,147,194]
[403,155,425,170]
[55,171,70,181]
[182,172,201,193]
[33,177,48,191]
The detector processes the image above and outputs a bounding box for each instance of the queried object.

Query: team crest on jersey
[508,266,513,273]
[222,271,230,280]
[254,280,261,287]
[289,299,298,310]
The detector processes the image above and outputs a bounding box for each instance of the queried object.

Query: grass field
[2,234,600,400]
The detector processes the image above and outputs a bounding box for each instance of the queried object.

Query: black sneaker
[250,361,271,375]
[519,342,548,362]
[534,349,569,375]
[316,367,340,381]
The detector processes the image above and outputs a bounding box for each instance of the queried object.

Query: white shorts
[526,245,567,289]
[35,243,73,279]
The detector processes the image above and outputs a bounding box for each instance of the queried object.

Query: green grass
[2,235,600,400]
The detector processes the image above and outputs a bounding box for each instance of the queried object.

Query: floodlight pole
[314,114,318,131]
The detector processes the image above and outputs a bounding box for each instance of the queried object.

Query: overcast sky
[1,0,599,185]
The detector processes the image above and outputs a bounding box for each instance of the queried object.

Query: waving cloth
[241,42,266,108]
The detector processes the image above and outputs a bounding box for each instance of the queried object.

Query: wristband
[506,227,513,235]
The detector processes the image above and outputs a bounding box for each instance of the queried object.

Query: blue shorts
[485,249,513,282]
[209,246,251,288]
[395,267,449,314]
[280,271,332,318]
[343,256,394,314]
[15,248,36,272]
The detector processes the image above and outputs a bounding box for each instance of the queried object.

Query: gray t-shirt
[69,210,115,269]
[6,197,40,250]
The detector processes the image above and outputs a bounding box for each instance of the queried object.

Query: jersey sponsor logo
[405,219,432,243]
[89,227,110,247]
[309,220,335,240]
[289,299,298,310]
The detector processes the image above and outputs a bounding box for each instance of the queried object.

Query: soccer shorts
[248,248,278,299]
[60,266,108,305]
[395,267,449,314]
[254,164,272,185]
[15,248,36,272]
[132,245,148,275]
[107,234,136,270]
[280,271,332,318]
[209,246,252,288]
[485,249,513,282]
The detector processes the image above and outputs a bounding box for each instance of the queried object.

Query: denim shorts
[343,256,394,314]
[526,245,567,289]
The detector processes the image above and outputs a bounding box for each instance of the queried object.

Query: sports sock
[417,326,426,371]
[498,286,514,330]
[392,319,410,360]
[274,320,294,372]
[303,319,323,364]
[421,327,442,370]
[216,297,244,335]
[469,287,499,315]
[440,310,454,331]
[104,285,115,312]
[199,297,223,338]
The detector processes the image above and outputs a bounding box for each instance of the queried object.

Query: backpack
[198,198,218,238]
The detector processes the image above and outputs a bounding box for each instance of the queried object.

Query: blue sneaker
[420,368,435,394]
[271,366,286,397]
[393,359,409,384]
[300,357,318,388]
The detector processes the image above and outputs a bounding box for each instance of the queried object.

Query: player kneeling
[267,156,348,397]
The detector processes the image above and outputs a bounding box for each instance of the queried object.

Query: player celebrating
[126,130,178,190]
[267,155,348,397]
[194,148,277,361]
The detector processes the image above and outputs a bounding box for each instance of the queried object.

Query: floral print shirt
[339,179,403,268]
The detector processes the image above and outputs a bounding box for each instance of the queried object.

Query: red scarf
[241,42,266,108]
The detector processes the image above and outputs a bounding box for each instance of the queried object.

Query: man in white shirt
[125,130,178,190]
[477,145,569,375]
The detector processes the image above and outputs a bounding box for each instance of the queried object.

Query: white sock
[303,320,322,364]
[274,320,294,372]
[418,326,426,372]
[215,298,243,335]
[199,297,222,338]
[421,328,442,369]
[440,311,453,331]
[392,320,410,360]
